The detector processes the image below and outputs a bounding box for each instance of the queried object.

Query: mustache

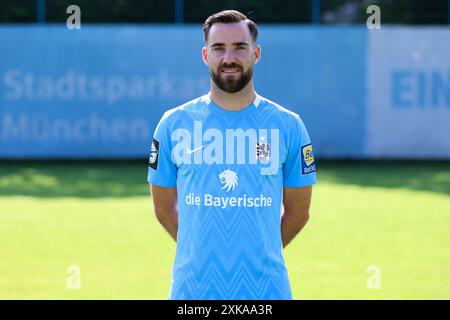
[218,63,243,70]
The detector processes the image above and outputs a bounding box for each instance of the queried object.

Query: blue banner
[366,28,450,158]
[0,25,449,159]
[0,25,209,158]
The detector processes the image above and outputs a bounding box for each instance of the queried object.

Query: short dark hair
[203,10,259,44]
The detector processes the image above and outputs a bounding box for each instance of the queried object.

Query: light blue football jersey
[148,93,317,300]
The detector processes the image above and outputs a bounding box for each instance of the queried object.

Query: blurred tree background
[0,0,448,24]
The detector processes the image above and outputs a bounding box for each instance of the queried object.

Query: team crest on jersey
[256,140,270,163]
[301,144,316,174]
[219,169,238,192]
[149,138,159,170]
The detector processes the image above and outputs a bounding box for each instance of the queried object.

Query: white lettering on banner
[171,121,280,174]
[367,29,450,158]
[2,69,209,104]
[0,113,149,143]
[391,70,450,108]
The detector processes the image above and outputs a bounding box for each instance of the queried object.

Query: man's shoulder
[160,94,208,124]
[258,95,302,123]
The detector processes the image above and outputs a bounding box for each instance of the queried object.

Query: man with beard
[148,10,316,300]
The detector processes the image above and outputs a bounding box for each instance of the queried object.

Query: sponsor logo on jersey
[185,192,272,209]
[186,144,208,155]
[149,138,159,170]
[219,169,238,192]
[184,168,273,209]
[301,144,316,174]
[170,121,279,175]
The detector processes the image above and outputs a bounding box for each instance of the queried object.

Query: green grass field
[0,160,449,299]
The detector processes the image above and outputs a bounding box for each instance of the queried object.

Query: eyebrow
[210,42,250,48]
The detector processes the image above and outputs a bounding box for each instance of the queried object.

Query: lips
[221,68,241,74]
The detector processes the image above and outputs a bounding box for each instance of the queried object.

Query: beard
[210,63,253,93]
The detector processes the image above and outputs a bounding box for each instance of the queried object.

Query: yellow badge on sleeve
[301,144,316,174]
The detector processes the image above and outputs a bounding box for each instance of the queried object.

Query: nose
[222,48,236,64]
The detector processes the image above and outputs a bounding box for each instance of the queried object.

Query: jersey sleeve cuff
[283,174,317,188]
[147,175,177,188]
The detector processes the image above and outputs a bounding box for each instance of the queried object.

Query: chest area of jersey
[170,121,286,172]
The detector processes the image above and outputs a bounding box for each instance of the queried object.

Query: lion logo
[219,169,238,192]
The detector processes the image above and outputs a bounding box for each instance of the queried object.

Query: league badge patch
[149,138,159,170]
[301,144,316,174]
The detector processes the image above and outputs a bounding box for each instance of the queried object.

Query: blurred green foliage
[0,0,448,24]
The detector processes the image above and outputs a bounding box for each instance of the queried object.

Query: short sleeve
[283,114,317,188]
[147,113,177,188]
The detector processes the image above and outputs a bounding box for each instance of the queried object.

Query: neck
[209,81,256,110]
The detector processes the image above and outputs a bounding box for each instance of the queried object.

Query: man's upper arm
[283,114,317,188]
[150,184,177,215]
[283,186,312,218]
[150,184,178,242]
[147,112,177,187]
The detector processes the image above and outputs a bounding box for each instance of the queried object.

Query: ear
[202,46,208,66]
[253,44,261,65]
